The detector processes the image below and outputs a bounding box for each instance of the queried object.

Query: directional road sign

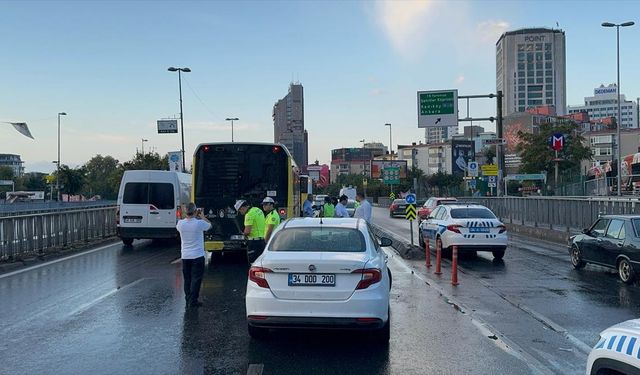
[389,192,396,200]
[382,167,400,185]
[505,174,547,181]
[417,90,458,128]
[405,193,416,204]
[482,138,506,146]
[405,204,416,221]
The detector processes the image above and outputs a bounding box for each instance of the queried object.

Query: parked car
[389,199,407,217]
[245,218,392,342]
[587,319,640,375]
[418,197,458,222]
[418,204,507,259]
[569,215,640,284]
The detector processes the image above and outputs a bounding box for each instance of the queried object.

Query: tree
[516,121,591,178]
[483,146,496,164]
[83,155,120,199]
[16,172,48,191]
[58,165,86,200]
[122,152,168,171]
[0,166,14,180]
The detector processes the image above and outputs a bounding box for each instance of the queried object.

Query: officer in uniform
[262,197,280,243]
[322,196,335,217]
[235,199,266,264]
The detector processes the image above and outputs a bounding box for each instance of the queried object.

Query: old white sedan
[245,218,392,342]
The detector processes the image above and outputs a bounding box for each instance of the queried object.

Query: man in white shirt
[353,192,372,223]
[176,203,212,308]
[335,195,349,218]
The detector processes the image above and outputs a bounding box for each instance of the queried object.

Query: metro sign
[549,133,565,152]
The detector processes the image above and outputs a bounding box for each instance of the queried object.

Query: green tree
[58,165,86,200]
[483,146,496,164]
[16,172,48,191]
[0,166,14,180]
[122,152,168,171]
[516,121,591,177]
[83,155,120,199]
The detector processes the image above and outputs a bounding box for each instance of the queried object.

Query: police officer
[322,196,335,217]
[234,199,266,264]
[262,197,280,243]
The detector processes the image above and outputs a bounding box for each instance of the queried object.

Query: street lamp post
[602,21,634,196]
[225,117,239,142]
[167,66,191,172]
[141,138,148,156]
[384,123,392,159]
[360,139,367,196]
[57,112,67,201]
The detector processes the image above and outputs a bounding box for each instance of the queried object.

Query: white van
[116,170,192,245]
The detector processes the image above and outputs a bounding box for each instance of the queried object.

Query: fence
[458,196,640,233]
[0,206,117,261]
[0,200,117,217]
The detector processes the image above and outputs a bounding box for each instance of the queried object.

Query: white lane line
[67,278,148,317]
[171,258,182,265]
[0,241,119,279]
[246,363,264,375]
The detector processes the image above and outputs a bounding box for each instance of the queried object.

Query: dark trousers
[182,256,205,306]
[247,239,266,264]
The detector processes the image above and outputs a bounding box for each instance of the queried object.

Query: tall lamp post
[167,66,191,172]
[602,21,634,196]
[141,138,148,156]
[56,112,67,201]
[384,123,392,159]
[360,139,367,196]
[225,117,239,142]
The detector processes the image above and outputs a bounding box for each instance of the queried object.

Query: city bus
[192,142,300,259]
[299,174,312,215]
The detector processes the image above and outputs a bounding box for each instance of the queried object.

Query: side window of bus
[123,183,148,204]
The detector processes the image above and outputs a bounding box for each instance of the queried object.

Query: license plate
[123,217,142,223]
[469,227,490,233]
[398,206,406,210]
[288,273,335,286]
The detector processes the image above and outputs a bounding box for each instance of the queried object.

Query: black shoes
[187,301,203,308]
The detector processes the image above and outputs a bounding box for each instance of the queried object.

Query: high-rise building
[496,28,567,116]
[0,154,24,177]
[568,84,638,128]
[425,126,458,144]
[273,83,308,171]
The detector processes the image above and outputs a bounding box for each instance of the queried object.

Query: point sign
[406,193,416,204]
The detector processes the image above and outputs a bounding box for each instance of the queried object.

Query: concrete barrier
[371,223,424,260]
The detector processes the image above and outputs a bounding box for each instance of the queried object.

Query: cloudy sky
[1,0,639,173]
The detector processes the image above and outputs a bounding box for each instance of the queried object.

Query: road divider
[370,223,424,260]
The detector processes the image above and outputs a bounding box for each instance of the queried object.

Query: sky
[1,0,639,173]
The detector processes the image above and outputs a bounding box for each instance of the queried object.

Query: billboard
[370,160,407,179]
[451,140,475,176]
[167,151,182,172]
[157,119,178,134]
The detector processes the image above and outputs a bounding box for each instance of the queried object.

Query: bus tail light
[249,266,272,288]
[202,145,210,152]
[272,146,280,153]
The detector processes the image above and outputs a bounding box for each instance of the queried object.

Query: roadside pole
[405,193,417,246]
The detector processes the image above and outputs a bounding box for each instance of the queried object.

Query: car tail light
[447,224,462,234]
[352,268,382,290]
[116,206,120,225]
[356,317,380,323]
[498,225,507,234]
[249,266,272,288]
[390,204,397,211]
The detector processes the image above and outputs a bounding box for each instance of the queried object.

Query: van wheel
[122,238,133,246]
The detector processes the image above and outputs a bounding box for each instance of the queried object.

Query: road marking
[171,258,182,264]
[246,364,264,375]
[0,241,119,279]
[66,278,148,317]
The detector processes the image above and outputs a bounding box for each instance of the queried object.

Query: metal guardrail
[458,196,640,233]
[0,206,117,261]
[0,200,117,217]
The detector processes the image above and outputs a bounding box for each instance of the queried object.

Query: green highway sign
[382,167,400,185]
[417,89,458,128]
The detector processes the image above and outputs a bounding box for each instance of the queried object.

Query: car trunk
[261,252,370,301]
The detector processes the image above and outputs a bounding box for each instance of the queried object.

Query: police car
[587,319,640,375]
[418,204,507,260]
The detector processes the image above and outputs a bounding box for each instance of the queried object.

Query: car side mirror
[582,228,590,235]
[379,237,393,247]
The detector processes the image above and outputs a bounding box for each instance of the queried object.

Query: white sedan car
[245,218,392,342]
[418,204,507,260]
[587,319,640,375]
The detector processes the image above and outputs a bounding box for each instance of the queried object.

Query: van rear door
[121,182,150,227]
[147,183,176,228]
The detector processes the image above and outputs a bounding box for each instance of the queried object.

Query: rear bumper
[117,227,177,239]
[204,240,246,252]
[441,233,508,250]
[247,316,385,330]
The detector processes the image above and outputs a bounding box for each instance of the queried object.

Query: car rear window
[269,227,366,252]
[450,208,496,219]
[123,182,174,209]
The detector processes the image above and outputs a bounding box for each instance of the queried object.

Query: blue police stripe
[627,337,636,356]
[595,337,606,349]
[607,336,617,350]
[617,336,627,352]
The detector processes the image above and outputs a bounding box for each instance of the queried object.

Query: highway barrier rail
[0,206,117,261]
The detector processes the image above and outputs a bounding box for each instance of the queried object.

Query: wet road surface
[373,206,640,374]
[1,237,535,374]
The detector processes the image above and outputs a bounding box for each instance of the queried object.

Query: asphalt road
[1,237,537,375]
[373,206,640,374]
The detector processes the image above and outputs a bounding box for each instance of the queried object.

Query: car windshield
[450,208,496,219]
[268,227,366,252]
